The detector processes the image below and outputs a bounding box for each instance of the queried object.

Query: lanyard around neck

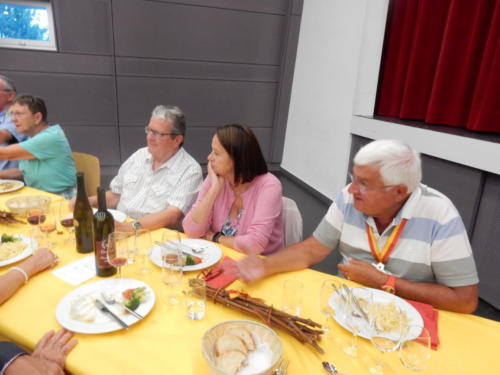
[365,218,408,264]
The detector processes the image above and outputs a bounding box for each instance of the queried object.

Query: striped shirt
[110,147,202,219]
[313,184,479,287]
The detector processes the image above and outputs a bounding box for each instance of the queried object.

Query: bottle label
[95,239,114,269]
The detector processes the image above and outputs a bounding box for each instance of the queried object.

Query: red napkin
[406,299,440,350]
[202,256,237,289]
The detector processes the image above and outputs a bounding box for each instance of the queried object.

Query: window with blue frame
[0,1,56,51]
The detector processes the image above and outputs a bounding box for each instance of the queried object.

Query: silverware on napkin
[95,299,129,330]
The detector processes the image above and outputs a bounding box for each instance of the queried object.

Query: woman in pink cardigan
[182,124,284,255]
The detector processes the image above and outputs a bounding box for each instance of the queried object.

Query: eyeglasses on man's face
[144,126,178,139]
[348,173,397,194]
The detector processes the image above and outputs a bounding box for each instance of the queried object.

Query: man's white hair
[353,139,422,193]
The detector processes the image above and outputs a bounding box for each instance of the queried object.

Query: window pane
[0,2,49,42]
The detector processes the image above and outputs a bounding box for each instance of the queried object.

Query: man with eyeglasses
[79,105,202,231]
[0,75,26,171]
[229,139,479,313]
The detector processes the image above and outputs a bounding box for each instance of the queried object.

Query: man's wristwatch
[381,275,397,294]
[132,221,142,231]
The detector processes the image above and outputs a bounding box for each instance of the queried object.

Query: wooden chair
[72,152,101,195]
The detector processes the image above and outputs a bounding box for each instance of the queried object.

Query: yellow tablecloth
[1,186,499,374]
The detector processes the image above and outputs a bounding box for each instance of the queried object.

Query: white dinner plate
[0,179,24,194]
[329,287,423,341]
[149,238,222,272]
[56,278,155,334]
[0,235,35,267]
[68,209,127,223]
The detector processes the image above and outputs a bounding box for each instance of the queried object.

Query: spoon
[322,361,348,374]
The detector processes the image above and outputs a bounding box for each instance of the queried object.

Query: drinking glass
[399,326,431,371]
[59,200,75,243]
[185,278,206,320]
[39,204,57,247]
[107,232,133,278]
[368,305,404,375]
[134,229,152,276]
[282,279,303,316]
[342,287,372,357]
[27,203,46,241]
[161,231,184,306]
[319,280,339,337]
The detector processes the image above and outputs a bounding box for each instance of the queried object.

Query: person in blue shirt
[0,75,26,170]
[0,95,76,198]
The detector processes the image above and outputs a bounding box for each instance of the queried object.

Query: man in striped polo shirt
[232,140,478,313]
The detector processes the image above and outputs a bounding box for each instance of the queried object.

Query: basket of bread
[201,320,283,375]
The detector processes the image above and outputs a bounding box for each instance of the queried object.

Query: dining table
[1,185,499,375]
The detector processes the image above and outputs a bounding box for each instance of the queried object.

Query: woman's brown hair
[215,123,268,184]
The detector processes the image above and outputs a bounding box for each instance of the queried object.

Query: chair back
[282,197,303,247]
[72,152,101,195]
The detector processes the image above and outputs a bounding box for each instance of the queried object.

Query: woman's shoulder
[249,173,282,195]
[254,172,282,186]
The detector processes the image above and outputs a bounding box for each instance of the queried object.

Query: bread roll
[215,334,248,356]
[224,326,256,351]
[215,350,246,375]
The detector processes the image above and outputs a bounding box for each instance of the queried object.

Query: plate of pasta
[0,179,24,194]
[0,234,34,267]
[329,287,423,341]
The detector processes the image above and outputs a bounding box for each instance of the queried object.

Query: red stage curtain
[376,0,500,133]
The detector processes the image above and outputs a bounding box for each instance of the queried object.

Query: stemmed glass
[368,305,404,375]
[107,232,133,278]
[399,326,432,372]
[342,287,372,357]
[59,200,75,244]
[134,229,152,276]
[39,204,57,247]
[27,203,46,242]
[319,280,339,338]
[161,231,184,306]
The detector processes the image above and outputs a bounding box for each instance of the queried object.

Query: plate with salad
[149,238,222,272]
[55,278,155,334]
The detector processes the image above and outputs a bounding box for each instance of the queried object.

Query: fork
[341,284,369,322]
[100,292,144,319]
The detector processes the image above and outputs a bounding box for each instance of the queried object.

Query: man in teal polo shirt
[0,95,76,198]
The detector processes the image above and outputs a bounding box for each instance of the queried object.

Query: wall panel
[1,0,302,178]
[113,0,285,64]
[116,77,277,127]
[471,174,500,309]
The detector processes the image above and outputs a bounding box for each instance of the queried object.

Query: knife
[95,299,129,330]
[155,241,197,258]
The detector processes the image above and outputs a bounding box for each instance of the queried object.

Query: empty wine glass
[161,231,184,306]
[319,280,339,337]
[107,232,133,278]
[134,229,152,276]
[342,287,372,357]
[368,304,404,375]
[399,326,432,371]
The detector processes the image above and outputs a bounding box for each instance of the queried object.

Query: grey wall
[0,0,303,181]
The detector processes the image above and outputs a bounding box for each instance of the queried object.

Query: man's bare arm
[0,168,23,180]
[232,236,332,283]
[339,259,478,313]
[114,206,183,232]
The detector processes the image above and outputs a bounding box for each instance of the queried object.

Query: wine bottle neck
[97,189,107,211]
[76,174,87,197]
